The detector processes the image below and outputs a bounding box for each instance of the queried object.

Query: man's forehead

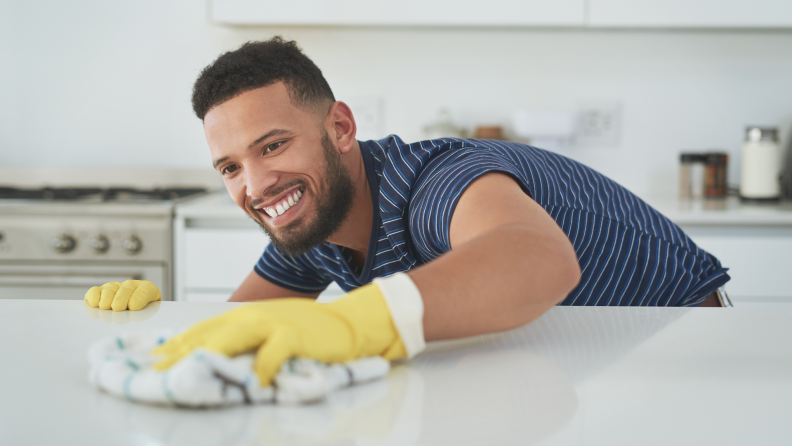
[204,83,308,153]
[205,82,295,128]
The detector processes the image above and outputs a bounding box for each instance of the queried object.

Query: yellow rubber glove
[151,283,408,386]
[84,280,161,311]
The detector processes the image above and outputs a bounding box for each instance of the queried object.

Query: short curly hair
[191,36,335,120]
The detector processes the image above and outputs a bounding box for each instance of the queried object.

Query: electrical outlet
[575,103,621,147]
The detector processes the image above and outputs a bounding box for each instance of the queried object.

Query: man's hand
[84,280,161,311]
[152,282,407,386]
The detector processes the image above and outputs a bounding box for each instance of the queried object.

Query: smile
[256,186,304,220]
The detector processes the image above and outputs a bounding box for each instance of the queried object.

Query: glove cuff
[373,273,426,358]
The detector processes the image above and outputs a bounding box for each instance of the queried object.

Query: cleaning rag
[88,328,390,408]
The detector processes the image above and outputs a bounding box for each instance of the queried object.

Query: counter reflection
[90,308,686,446]
[84,301,161,325]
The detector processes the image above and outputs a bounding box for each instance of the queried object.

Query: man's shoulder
[363,135,537,214]
[364,135,529,182]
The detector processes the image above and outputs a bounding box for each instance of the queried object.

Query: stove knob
[122,235,143,255]
[89,235,110,254]
[50,234,77,253]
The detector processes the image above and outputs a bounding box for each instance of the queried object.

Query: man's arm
[408,172,581,342]
[228,270,320,302]
[151,173,579,386]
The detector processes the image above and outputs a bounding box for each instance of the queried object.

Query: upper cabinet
[211,0,792,28]
[210,0,587,27]
[589,0,792,28]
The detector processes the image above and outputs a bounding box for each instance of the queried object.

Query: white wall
[2,0,792,197]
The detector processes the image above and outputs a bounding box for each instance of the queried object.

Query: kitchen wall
[2,0,791,198]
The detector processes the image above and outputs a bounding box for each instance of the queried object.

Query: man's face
[204,83,354,255]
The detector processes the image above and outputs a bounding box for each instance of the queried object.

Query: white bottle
[740,127,781,201]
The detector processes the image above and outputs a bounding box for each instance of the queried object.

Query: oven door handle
[0,274,140,288]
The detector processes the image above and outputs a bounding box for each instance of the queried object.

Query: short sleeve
[254,244,333,293]
[408,148,527,262]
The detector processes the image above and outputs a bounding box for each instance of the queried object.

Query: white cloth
[88,328,390,408]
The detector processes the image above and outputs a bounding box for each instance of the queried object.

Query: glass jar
[679,153,706,199]
[704,152,729,199]
[740,127,781,201]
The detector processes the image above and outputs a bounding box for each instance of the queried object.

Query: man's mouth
[255,186,304,220]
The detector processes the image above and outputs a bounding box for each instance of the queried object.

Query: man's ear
[326,101,357,155]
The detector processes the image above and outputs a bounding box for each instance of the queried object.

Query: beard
[251,130,356,256]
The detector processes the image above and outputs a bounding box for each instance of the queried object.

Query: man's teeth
[264,190,302,218]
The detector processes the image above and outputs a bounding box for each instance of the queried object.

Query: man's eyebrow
[248,129,291,150]
[212,156,229,169]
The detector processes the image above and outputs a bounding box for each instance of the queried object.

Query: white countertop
[178,191,792,227]
[1,300,790,446]
[645,196,792,226]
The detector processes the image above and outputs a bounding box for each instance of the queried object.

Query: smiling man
[86,37,730,385]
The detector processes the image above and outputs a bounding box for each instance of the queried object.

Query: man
[86,37,729,386]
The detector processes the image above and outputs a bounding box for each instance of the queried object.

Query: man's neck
[326,140,373,265]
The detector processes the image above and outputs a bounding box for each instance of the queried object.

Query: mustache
[248,180,305,211]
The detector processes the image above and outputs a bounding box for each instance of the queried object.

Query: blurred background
[2,0,791,197]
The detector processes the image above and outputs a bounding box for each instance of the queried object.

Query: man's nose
[245,164,279,199]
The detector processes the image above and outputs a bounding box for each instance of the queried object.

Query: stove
[0,186,207,201]
[0,186,208,301]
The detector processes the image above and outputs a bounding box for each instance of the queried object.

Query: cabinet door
[590,0,792,28]
[682,226,792,300]
[180,227,345,302]
[211,0,586,26]
[183,228,268,290]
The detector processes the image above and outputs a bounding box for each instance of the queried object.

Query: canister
[740,127,781,202]
[704,153,729,198]
[679,153,706,199]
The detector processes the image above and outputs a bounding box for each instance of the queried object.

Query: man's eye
[264,142,283,153]
[221,165,238,175]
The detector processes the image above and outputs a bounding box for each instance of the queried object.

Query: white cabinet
[213,0,792,28]
[174,193,346,302]
[183,227,267,288]
[211,0,587,26]
[589,0,792,28]
[681,226,792,302]
[177,223,346,302]
[646,198,792,306]
[180,225,267,302]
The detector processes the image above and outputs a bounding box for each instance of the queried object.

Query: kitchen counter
[178,191,792,227]
[1,299,790,445]
[645,196,792,227]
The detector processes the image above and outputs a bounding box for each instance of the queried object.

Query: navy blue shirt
[255,136,730,306]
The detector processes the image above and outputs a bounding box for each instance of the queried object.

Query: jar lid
[680,152,706,162]
[706,153,728,165]
[745,126,778,143]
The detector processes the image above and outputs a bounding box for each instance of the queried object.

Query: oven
[0,187,206,301]
[0,263,166,300]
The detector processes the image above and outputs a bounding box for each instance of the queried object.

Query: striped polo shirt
[255,135,730,306]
